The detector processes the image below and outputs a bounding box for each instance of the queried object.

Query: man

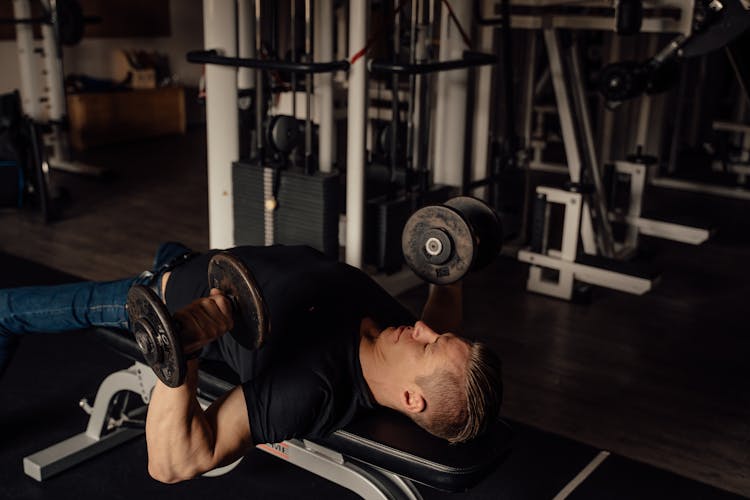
[0,242,503,483]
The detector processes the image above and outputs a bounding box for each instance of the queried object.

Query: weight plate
[126,285,185,388]
[208,252,270,350]
[268,115,300,154]
[445,196,503,271]
[402,204,475,285]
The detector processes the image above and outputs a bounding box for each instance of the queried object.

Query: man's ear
[401,388,426,414]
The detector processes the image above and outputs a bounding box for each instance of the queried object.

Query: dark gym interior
[1,1,749,499]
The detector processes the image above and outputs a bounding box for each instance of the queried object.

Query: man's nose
[413,321,440,343]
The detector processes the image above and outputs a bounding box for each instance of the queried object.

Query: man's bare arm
[146,363,252,483]
[145,290,253,483]
[420,281,463,334]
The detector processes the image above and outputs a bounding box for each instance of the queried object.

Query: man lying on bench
[0,242,503,484]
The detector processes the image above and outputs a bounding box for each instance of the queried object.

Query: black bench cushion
[320,409,512,491]
[93,328,512,492]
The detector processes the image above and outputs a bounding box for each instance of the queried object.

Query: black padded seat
[93,327,513,492]
[320,410,512,491]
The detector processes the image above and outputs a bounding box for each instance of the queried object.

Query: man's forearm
[146,359,217,483]
[420,281,463,334]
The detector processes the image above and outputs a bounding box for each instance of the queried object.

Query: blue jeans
[0,242,193,377]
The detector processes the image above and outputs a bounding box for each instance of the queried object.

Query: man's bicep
[203,385,254,467]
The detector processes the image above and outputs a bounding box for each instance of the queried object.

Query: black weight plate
[208,252,269,350]
[268,115,300,154]
[402,204,475,285]
[445,196,503,271]
[126,285,185,388]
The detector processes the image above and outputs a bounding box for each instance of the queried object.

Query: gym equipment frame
[513,26,712,299]
[518,186,656,300]
[608,160,712,248]
[12,0,106,177]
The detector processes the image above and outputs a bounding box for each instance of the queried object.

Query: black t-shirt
[164,245,416,444]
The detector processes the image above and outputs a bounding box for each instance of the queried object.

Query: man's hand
[173,289,234,354]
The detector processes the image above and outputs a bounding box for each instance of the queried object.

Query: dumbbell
[126,252,269,388]
[401,196,503,285]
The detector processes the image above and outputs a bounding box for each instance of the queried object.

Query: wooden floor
[1,129,749,497]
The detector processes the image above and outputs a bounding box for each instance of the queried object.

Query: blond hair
[412,341,503,443]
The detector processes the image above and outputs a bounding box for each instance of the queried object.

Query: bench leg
[258,440,423,500]
[23,362,157,481]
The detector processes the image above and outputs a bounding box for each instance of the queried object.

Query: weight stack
[365,195,413,273]
[232,161,340,258]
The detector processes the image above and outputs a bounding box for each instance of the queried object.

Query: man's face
[376,321,471,385]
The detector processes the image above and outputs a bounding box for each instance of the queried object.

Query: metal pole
[291,0,297,122]
[204,0,239,248]
[315,0,335,172]
[567,38,615,257]
[238,0,256,94]
[543,29,597,255]
[13,0,42,120]
[405,0,418,174]
[238,0,256,159]
[389,0,400,190]
[254,0,265,164]
[432,0,472,188]
[471,11,494,200]
[416,0,431,192]
[345,0,369,267]
[38,0,71,164]
[39,0,65,124]
[304,0,314,174]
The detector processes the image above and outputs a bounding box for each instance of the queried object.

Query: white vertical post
[432,1,472,188]
[13,0,42,120]
[471,25,494,199]
[345,0,368,267]
[39,0,72,163]
[543,29,582,183]
[315,0,335,173]
[204,0,239,249]
[336,4,348,63]
[543,29,597,255]
[39,0,66,124]
[237,0,256,93]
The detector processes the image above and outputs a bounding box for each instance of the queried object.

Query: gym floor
[0,127,749,498]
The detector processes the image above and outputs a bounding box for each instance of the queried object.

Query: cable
[441,0,472,49]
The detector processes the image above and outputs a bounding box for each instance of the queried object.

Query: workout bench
[23,328,512,499]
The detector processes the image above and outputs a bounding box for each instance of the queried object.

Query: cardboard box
[67,86,186,150]
[112,50,158,89]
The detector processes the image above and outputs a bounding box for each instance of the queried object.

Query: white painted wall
[0,0,204,95]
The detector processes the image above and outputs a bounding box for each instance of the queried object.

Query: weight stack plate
[364,186,455,273]
[365,195,412,273]
[233,161,340,258]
